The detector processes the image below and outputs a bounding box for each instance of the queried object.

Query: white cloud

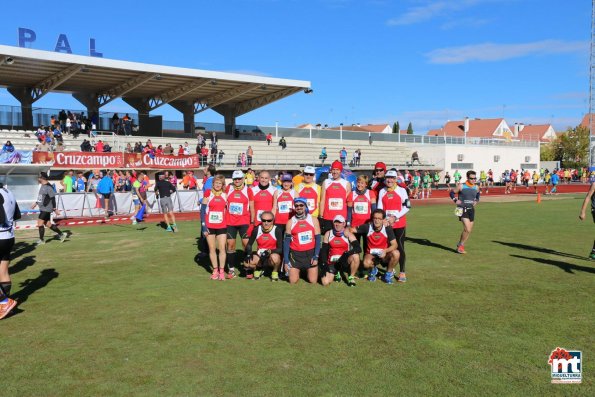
[425,40,588,64]
[387,0,482,26]
[440,17,490,30]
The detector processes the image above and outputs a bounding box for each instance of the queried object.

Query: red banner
[124,153,200,169]
[32,152,124,168]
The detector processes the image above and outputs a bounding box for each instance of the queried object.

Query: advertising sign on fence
[124,153,199,169]
[33,152,125,168]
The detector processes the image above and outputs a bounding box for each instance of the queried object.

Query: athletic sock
[226,251,236,271]
[38,226,45,240]
[0,282,11,303]
[50,225,62,235]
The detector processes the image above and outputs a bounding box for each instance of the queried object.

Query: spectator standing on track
[97,170,115,219]
[279,137,287,150]
[155,173,178,233]
[31,172,67,245]
[62,170,74,193]
[266,133,273,145]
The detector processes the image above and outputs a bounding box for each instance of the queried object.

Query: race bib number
[306,199,315,211]
[208,211,224,224]
[454,207,464,217]
[354,201,368,215]
[229,202,244,215]
[330,255,341,263]
[370,248,384,256]
[386,210,399,218]
[328,198,344,211]
[298,230,313,245]
[278,201,291,214]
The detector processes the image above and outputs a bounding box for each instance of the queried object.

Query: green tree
[392,122,398,134]
[558,125,590,168]
[407,122,413,134]
[396,121,400,134]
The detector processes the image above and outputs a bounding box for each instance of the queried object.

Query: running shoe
[0,299,17,320]
[384,271,394,285]
[397,272,407,283]
[245,272,254,280]
[59,232,68,243]
[172,224,178,233]
[227,268,236,279]
[254,270,264,280]
[589,252,595,261]
[347,275,356,287]
[218,268,226,281]
[132,219,137,225]
[210,271,219,280]
[456,245,466,254]
[166,226,173,232]
[368,266,378,282]
[35,239,45,246]
[271,271,279,282]
[334,273,342,282]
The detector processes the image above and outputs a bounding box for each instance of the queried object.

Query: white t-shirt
[0,188,17,240]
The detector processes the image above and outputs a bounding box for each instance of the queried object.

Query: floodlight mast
[590,0,595,169]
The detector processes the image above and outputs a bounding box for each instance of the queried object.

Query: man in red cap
[369,162,387,195]
[319,160,352,235]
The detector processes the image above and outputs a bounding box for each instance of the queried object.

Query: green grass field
[2,196,593,396]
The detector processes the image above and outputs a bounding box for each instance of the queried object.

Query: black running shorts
[38,211,51,222]
[289,249,316,270]
[0,237,15,261]
[227,224,249,240]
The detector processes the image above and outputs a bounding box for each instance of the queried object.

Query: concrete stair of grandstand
[1,129,437,170]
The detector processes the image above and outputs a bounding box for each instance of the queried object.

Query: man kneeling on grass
[319,215,361,287]
[244,211,283,281]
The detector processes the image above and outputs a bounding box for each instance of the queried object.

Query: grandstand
[0,127,422,170]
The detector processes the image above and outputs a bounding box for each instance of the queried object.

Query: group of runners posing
[200,160,410,286]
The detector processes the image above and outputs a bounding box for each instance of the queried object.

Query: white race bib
[208,211,223,224]
[278,201,291,214]
[229,202,244,215]
[386,210,399,218]
[328,198,344,211]
[330,255,341,263]
[298,230,313,245]
[454,207,464,217]
[353,201,368,215]
[306,198,315,211]
[370,248,384,256]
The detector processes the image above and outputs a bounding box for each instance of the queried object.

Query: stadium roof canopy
[0,45,311,119]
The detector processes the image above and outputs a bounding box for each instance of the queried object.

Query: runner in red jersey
[319,215,361,287]
[352,209,399,284]
[283,197,321,284]
[224,170,251,279]
[295,166,321,217]
[348,174,376,253]
[249,170,276,227]
[319,160,351,235]
[201,174,228,281]
[244,211,283,281]
[369,162,387,195]
[272,174,295,228]
[377,170,410,283]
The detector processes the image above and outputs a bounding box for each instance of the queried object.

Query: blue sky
[0,0,589,132]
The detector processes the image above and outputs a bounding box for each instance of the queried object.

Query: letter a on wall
[55,34,73,54]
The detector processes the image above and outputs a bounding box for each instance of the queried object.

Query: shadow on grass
[407,237,457,253]
[494,241,588,261]
[10,241,36,262]
[9,268,59,317]
[10,256,36,275]
[510,254,595,275]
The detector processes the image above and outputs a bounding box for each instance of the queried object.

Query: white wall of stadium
[409,144,541,178]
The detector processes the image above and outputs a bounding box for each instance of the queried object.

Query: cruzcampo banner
[124,153,200,169]
[33,151,125,168]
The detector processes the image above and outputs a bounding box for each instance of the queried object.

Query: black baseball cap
[39,172,49,180]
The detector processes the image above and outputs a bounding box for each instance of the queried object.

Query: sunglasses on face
[304,173,314,176]
[469,177,477,180]
[375,169,385,172]
[261,219,273,223]
[294,204,305,208]
[233,178,243,181]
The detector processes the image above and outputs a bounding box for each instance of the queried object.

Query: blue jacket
[97,176,114,194]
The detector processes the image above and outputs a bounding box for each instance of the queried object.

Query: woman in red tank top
[201,174,228,281]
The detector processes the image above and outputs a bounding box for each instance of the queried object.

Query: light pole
[275,121,278,139]
[340,123,343,142]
